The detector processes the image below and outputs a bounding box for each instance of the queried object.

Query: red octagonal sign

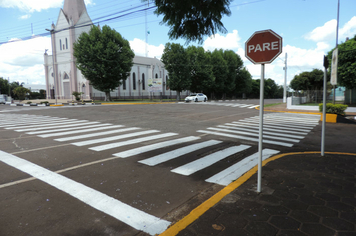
[245,29,282,64]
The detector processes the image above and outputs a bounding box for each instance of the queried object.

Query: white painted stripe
[216,125,305,139]
[231,121,312,133]
[89,133,178,151]
[246,117,318,125]
[207,127,300,143]
[71,130,160,146]
[238,120,314,130]
[205,149,280,185]
[38,125,124,138]
[5,119,84,129]
[27,123,108,134]
[197,130,294,147]
[114,136,202,158]
[224,123,308,135]
[248,105,260,109]
[54,127,138,142]
[138,140,222,166]
[238,104,251,108]
[15,121,100,132]
[251,115,320,123]
[0,118,75,128]
[171,145,251,176]
[0,151,170,235]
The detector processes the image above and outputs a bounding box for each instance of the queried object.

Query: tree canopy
[290,69,324,91]
[13,86,30,100]
[327,35,356,89]
[150,0,231,43]
[73,25,134,101]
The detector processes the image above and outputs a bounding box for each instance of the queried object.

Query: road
[0,99,322,235]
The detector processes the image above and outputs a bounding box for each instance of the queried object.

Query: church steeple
[63,0,87,25]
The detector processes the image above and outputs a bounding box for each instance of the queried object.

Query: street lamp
[45,28,57,105]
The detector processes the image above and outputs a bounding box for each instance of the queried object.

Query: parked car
[0,94,8,104]
[185,93,208,102]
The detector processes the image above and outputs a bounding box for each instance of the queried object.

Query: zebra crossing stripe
[197,130,293,147]
[71,130,160,146]
[15,121,101,132]
[248,105,259,109]
[114,136,202,158]
[224,123,308,135]
[27,123,110,135]
[206,127,300,143]
[216,125,305,139]
[38,125,124,138]
[89,133,178,152]
[240,120,315,129]
[0,118,75,128]
[205,149,280,186]
[0,151,170,235]
[138,140,222,166]
[246,117,318,125]
[5,119,85,129]
[54,127,138,142]
[171,145,251,176]
[232,121,312,132]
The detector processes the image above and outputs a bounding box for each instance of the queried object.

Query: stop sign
[245,29,282,64]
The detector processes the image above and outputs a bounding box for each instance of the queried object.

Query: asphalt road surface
[0,99,323,236]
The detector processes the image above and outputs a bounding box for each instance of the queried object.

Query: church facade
[44,0,179,100]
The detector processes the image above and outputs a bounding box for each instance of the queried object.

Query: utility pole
[45,28,57,105]
[145,1,149,57]
[333,0,340,104]
[283,53,287,103]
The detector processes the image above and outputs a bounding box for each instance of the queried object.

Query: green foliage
[327,35,356,89]
[290,69,324,91]
[72,91,83,101]
[151,0,232,43]
[40,101,49,104]
[319,103,348,115]
[13,86,30,100]
[26,101,32,104]
[210,49,228,94]
[161,43,191,100]
[73,25,135,101]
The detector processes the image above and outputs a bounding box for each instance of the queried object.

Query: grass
[264,103,282,107]
[93,99,178,103]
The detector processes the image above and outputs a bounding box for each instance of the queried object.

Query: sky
[0,0,355,88]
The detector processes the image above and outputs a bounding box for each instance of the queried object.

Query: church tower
[44,0,93,100]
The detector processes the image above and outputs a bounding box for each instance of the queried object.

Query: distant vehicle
[0,94,8,104]
[185,93,208,102]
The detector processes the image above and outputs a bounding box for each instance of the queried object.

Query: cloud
[203,30,241,51]
[0,36,51,84]
[0,0,94,12]
[129,38,164,59]
[20,14,31,19]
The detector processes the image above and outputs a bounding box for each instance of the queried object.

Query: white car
[185,93,208,102]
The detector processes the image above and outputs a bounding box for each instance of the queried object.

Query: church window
[166,75,169,90]
[66,38,68,49]
[132,73,136,90]
[142,73,145,90]
[123,79,126,90]
[155,73,158,78]
[60,40,62,50]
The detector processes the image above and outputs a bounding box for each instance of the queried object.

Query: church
[44,0,179,100]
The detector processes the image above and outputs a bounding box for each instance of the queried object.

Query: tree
[13,87,30,100]
[161,43,191,100]
[235,67,252,97]
[289,69,324,91]
[0,77,10,96]
[223,50,243,96]
[73,25,134,101]
[210,49,228,98]
[186,46,214,94]
[327,35,356,89]
[150,0,232,43]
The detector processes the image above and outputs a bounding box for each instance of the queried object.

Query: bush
[26,101,32,104]
[319,103,348,116]
[40,101,49,104]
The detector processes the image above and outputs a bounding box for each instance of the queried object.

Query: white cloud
[0,36,51,84]
[0,0,94,12]
[129,38,164,59]
[340,16,356,41]
[203,30,241,51]
[19,14,31,19]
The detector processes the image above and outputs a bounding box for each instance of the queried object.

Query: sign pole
[321,56,329,156]
[257,64,265,193]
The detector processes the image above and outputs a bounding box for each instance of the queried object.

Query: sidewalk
[162,105,356,236]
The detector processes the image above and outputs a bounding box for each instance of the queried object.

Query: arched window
[65,38,68,49]
[60,40,62,50]
[142,73,145,90]
[64,73,69,80]
[155,73,158,78]
[132,72,136,90]
[166,75,169,90]
[123,79,126,90]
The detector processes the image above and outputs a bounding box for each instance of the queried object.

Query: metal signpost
[245,29,282,193]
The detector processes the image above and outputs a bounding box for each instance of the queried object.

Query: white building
[44,0,179,100]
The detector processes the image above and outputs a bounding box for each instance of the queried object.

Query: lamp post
[45,28,57,105]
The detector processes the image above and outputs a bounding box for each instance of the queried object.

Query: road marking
[0,150,170,235]
[89,133,178,151]
[223,123,308,135]
[205,149,280,185]
[71,130,160,146]
[114,136,201,158]
[0,118,75,127]
[55,127,138,142]
[207,127,300,143]
[5,119,85,129]
[171,145,251,176]
[231,121,312,132]
[197,130,293,147]
[15,121,101,132]
[38,125,124,138]
[27,123,108,135]
[240,119,315,129]
[138,140,222,166]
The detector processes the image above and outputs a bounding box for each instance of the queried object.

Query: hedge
[319,103,348,116]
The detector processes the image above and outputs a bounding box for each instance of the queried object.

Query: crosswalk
[178,101,260,109]
[198,113,320,148]
[0,105,88,113]
[0,112,319,186]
